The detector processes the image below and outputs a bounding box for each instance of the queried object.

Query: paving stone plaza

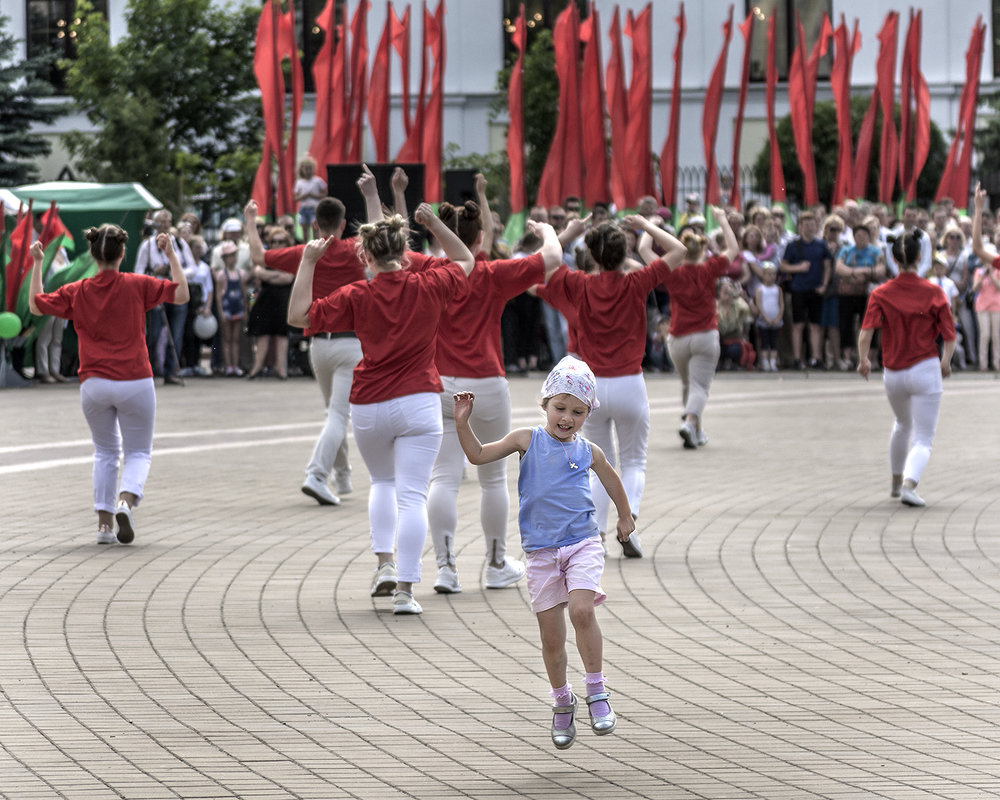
[2,370,999,799]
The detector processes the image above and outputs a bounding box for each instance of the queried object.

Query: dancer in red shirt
[858,228,956,508]
[29,225,190,544]
[288,203,475,616]
[540,215,687,556]
[651,207,740,450]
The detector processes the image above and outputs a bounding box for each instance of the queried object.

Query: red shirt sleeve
[33,281,79,318]
[264,245,307,275]
[308,286,356,332]
[139,274,178,308]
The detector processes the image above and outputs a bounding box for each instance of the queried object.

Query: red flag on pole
[39,201,70,247]
[898,10,915,195]
[831,16,860,205]
[606,6,628,211]
[940,18,985,206]
[624,4,653,205]
[252,0,283,213]
[702,4,733,207]
[765,10,785,203]
[368,3,393,162]
[787,12,830,207]
[875,11,899,203]
[507,4,527,215]
[347,0,370,164]
[905,11,930,202]
[728,10,754,209]
[421,0,446,202]
[390,5,411,137]
[279,3,303,216]
[852,91,879,199]
[579,4,609,207]
[5,202,33,313]
[536,2,582,208]
[309,0,339,167]
[659,2,685,209]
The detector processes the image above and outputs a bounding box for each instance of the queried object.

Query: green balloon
[0,312,21,339]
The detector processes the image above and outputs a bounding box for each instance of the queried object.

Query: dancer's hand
[453,391,475,425]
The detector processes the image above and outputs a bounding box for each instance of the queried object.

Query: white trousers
[80,377,157,513]
[305,336,362,483]
[667,329,721,421]
[977,310,1000,371]
[883,356,942,485]
[35,316,65,377]
[583,373,649,533]
[427,376,512,568]
[351,392,443,584]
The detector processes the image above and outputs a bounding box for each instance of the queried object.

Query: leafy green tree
[0,14,68,186]
[63,0,261,213]
[754,95,948,208]
[972,91,1000,196]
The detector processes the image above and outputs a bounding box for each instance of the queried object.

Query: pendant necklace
[558,438,579,469]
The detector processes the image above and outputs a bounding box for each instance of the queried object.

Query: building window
[501,0,586,60]
[27,0,108,91]
[747,0,832,83]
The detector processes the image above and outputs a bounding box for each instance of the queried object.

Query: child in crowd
[754,263,784,371]
[215,241,247,376]
[453,356,634,750]
[294,156,327,229]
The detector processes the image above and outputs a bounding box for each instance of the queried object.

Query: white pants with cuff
[883,356,943,485]
[351,392,443,585]
[583,373,649,534]
[305,336,362,485]
[80,377,156,513]
[427,375,512,569]
[667,329,721,422]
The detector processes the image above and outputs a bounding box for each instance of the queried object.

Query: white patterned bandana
[541,356,600,410]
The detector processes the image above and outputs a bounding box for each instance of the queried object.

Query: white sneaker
[114,502,135,544]
[97,528,116,545]
[334,472,353,495]
[485,558,526,589]
[392,590,423,615]
[679,421,697,449]
[301,474,340,506]
[434,566,462,594]
[900,486,926,507]
[370,562,397,597]
[696,429,708,447]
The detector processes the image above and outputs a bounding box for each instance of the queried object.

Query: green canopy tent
[11,181,162,273]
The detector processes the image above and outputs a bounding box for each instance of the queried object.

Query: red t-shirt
[408,250,545,377]
[308,262,468,404]
[538,260,673,376]
[861,271,956,370]
[265,238,367,336]
[663,256,731,337]
[34,270,177,382]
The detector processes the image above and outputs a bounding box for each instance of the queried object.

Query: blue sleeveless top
[518,425,600,552]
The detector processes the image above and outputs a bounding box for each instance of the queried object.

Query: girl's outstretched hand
[357,164,377,196]
[414,202,435,227]
[302,235,333,266]
[453,391,475,425]
[30,240,45,262]
[616,513,636,543]
[156,232,176,256]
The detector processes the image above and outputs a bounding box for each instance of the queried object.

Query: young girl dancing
[454,356,634,750]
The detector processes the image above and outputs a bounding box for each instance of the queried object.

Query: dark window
[747,0,833,83]
[994,0,1000,78]
[298,0,347,95]
[501,0,586,61]
[27,0,108,91]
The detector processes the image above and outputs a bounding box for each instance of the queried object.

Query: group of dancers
[27,169,973,750]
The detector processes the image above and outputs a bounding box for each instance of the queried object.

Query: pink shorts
[525,537,607,613]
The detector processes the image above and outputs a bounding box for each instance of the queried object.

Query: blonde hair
[355,214,409,266]
[298,156,317,179]
[681,229,707,262]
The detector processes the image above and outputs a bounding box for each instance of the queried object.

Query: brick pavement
[2,370,999,799]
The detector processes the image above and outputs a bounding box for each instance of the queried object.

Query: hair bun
[85,227,102,243]
[437,202,457,225]
[462,200,481,220]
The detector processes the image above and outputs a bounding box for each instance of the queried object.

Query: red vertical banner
[390,5,411,138]
[875,11,899,203]
[831,16,860,205]
[787,12,830,207]
[579,4,609,207]
[279,2,304,216]
[897,10,915,195]
[765,10,785,203]
[852,91,879,199]
[905,11,930,201]
[947,18,986,206]
[728,9,754,209]
[606,6,628,211]
[368,3,393,163]
[506,4,527,215]
[5,203,32,313]
[420,0,446,202]
[309,0,341,168]
[659,2,685,210]
[536,2,582,207]
[701,4,733,207]
[396,0,427,164]
[347,0,370,164]
[252,0,283,212]
[624,3,652,204]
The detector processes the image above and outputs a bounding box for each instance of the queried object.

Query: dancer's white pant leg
[882,357,942,484]
[352,393,442,584]
[80,378,156,513]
